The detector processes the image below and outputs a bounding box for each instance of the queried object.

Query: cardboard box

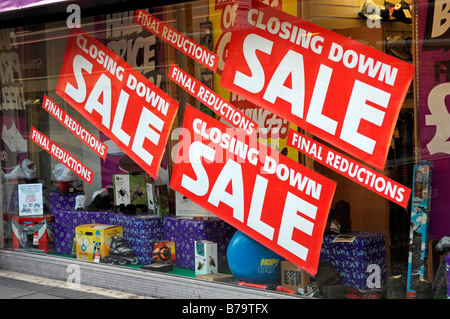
[175,192,214,218]
[75,224,122,262]
[108,214,164,265]
[49,192,82,214]
[195,240,217,275]
[281,261,310,294]
[163,216,235,271]
[53,210,110,255]
[320,232,386,289]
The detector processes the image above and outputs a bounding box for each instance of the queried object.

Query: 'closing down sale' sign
[221,0,414,170]
[170,105,336,275]
[56,29,178,178]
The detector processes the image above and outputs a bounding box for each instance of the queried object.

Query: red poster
[168,63,258,136]
[42,95,108,160]
[170,105,336,275]
[287,129,411,208]
[135,10,219,71]
[56,29,178,178]
[30,127,94,185]
[221,0,414,170]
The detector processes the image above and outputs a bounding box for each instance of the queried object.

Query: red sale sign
[30,127,94,185]
[287,129,411,208]
[56,29,178,178]
[221,0,414,170]
[135,10,219,71]
[170,105,336,275]
[42,95,108,160]
[168,63,258,136]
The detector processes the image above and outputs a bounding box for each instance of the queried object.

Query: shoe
[22,159,36,179]
[53,163,77,181]
[435,236,450,252]
[4,162,26,179]
[2,122,27,154]
[100,236,139,265]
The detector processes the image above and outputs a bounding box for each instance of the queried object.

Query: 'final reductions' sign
[170,105,336,275]
[56,29,178,178]
[135,10,219,71]
[221,0,414,170]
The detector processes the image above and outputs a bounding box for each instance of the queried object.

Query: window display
[0,0,449,301]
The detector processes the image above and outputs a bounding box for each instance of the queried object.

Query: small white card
[18,183,43,216]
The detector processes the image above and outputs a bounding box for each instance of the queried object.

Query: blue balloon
[227,231,284,284]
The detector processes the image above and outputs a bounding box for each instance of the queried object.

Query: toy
[227,231,283,284]
[195,240,217,275]
[152,246,171,263]
[406,161,432,298]
[152,240,176,263]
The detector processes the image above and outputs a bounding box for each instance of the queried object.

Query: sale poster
[287,129,411,208]
[221,0,414,170]
[98,10,171,187]
[30,127,94,185]
[56,28,178,179]
[168,63,258,136]
[42,95,108,160]
[134,9,219,71]
[170,105,336,275]
[209,0,297,156]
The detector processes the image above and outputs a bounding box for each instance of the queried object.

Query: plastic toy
[227,231,284,284]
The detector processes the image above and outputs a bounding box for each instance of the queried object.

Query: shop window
[1,0,446,300]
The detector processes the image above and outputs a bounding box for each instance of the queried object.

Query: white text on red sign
[221,0,414,170]
[134,10,219,71]
[287,129,411,208]
[56,29,178,178]
[42,95,108,160]
[30,127,94,184]
[168,63,258,136]
[170,105,336,275]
